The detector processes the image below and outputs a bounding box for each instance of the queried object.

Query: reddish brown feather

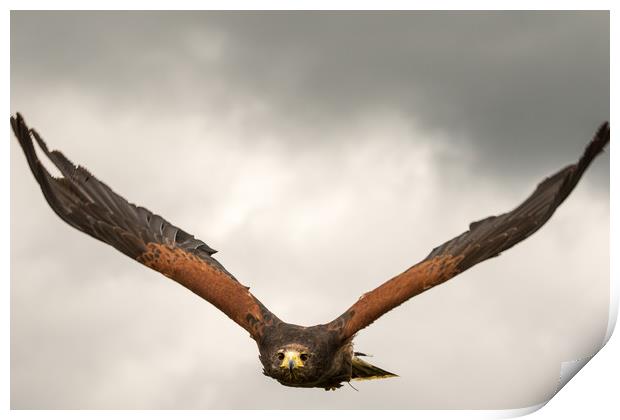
[137,243,270,340]
[333,255,463,339]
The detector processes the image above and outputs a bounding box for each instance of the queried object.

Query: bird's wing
[327,122,610,341]
[11,113,278,341]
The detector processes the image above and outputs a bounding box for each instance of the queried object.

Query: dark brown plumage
[11,113,609,390]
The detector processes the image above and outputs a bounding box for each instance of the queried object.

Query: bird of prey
[11,113,609,390]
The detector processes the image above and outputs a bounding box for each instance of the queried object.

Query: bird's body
[10,113,609,390]
[258,323,394,389]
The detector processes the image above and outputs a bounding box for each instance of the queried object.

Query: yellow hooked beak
[280,350,304,372]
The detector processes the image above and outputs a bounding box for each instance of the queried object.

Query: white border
[2,0,617,11]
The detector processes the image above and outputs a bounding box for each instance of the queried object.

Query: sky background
[10,11,609,409]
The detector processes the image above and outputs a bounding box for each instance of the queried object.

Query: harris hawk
[11,113,610,390]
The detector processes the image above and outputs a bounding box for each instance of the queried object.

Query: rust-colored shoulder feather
[11,113,277,341]
[329,122,610,341]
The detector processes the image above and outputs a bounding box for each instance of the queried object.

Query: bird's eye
[300,353,309,361]
[277,352,285,360]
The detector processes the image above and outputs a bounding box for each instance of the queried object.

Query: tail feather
[351,355,397,381]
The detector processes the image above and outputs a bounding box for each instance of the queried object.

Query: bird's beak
[280,351,304,372]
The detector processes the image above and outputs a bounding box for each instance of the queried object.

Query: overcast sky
[10,11,609,409]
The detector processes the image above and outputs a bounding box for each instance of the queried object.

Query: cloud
[11,11,609,179]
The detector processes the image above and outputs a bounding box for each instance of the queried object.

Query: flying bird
[11,113,609,390]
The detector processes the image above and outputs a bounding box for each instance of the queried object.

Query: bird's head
[261,343,318,385]
[257,323,348,387]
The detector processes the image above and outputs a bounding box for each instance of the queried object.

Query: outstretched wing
[11,113,278,341]
[328,122,610,341]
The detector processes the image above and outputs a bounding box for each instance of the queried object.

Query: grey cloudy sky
[10,11,609,409]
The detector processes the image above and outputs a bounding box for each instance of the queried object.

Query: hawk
[11,113,610,390]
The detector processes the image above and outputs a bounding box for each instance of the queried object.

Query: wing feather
[11,113,278,341]
[328,122,609,340]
